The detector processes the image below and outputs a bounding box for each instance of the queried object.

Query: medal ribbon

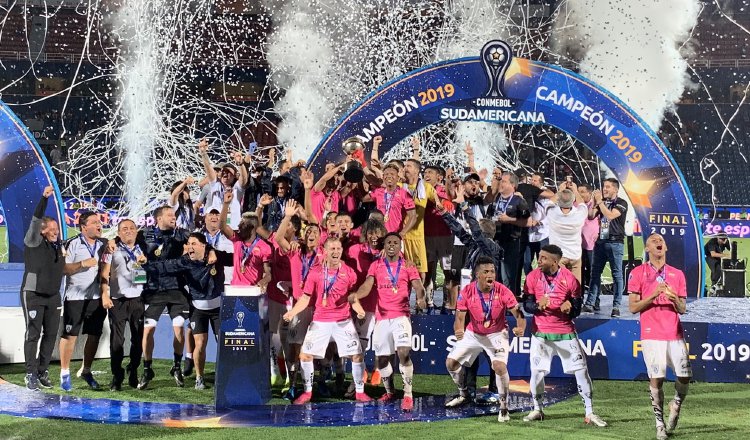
[649,262,667,284]
[383,189,396,218]
[204,230,221,248]
[301,251,317,284]
[118,243,142,265]
[495,194,514,215]
[383,257,402,292]
[322,265,340,301]
[475,283,495,323]
[241,237,261,267]
[80,236,100,258]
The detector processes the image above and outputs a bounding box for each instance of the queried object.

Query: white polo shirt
[546,204,588,260]
[64,235,107,301]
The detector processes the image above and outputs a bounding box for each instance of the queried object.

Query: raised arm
[24,186,54,247]
[275,199,299,253]
[313,163,345,192]
[219,191,235,239]
[232,151,248,189]
[169,176,194,206]
[410,136,421,161]
[301,169,317,223]
[198,138,216,183]
[370,135,382,170]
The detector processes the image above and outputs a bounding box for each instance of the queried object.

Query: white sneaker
[445,395,468,408]
[497,409,510,423]
[656,425,668,440]
[585,412,607,427]
[523,410,544,422]
[666,400,681,432]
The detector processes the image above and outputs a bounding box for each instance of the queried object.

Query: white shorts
[530,334,588,374]
[301,319,362,359]
[373,316,412,357]
[268,299,291,334]
[642,339,693,379]
[448,329,510,366]
[355,311,376,346]
[288,307,313,345]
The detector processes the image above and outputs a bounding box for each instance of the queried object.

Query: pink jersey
[523,266,581,334]
[370,186,415,233]
[346,243,380,312]
[310,189,340,224]
[581,200,599,251]
[367,257,420,320]
[288,248,322,301]
[268,232,295,305]
[230,234,272,286]
[627,263,687,341]
[341,192,359,216]
[457,281,518,335]
[424,184,452,237]
[303,262,357,322]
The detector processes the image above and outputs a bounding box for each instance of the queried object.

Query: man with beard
[261,176,292,232]
[352,233,426,411]
[100,219,147,391]
[282,238,370,404]
[20,186,65,390]
[137,206,193,390]
[59,211,108,391]
[522,244,606,427]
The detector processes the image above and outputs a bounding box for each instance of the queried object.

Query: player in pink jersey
[307,163,343,224]
[218,191,272,289]
[445,256,526,423]
[521,244,607,427]
[363,164,416,235]
[351,233,426,411]
[628,234,690,440]
[282,237,370,404]
[276,202,323,401]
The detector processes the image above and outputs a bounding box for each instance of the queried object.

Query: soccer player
[352,232,426,411]
[445,256,526,423]
[137,206,193,389]
[402,158,438,283]
[100,219,147,391]
[282,237,370,404]
[628,233,691,440]
[20,186,65,390]
[521,244,607,427]
[198,139,247,229]
[363,163,416,235]
[59,211,108,391]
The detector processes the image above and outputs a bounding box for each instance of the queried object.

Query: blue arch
[308,46,704,298]
[0,102,65,262]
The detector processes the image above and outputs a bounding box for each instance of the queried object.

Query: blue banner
[308,40,703,298]
[698,205,750,238]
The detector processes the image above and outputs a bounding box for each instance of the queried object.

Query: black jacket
[137,226,191,292]
[21,196,65,296]
[145,250,233,301]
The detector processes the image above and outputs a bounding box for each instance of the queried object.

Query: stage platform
[2,264,749,382]
[0,377,576,427]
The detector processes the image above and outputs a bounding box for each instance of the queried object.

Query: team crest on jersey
[190,322,196,330]
[65,325,72,333]
[28,310,37,319]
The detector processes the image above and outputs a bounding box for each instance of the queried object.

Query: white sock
[352,361,365,393]
[399,363,414,398]
[674,380,689,405]
[270,333,282,376]
[60,368,70,377]
[650,386,665,428]
[496,371,510,409]
[185,352,193,360]
[379,363,394,395]
[530,370,546,411]
[301,360,315,392]
[574,369,594,415]
[448,367,466,396]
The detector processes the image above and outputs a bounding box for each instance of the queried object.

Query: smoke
[553,0,701,131]
[113,0,163,217]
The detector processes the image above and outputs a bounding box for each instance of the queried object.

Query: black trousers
[108,297,145,380]
[707,260,722,286]
[500,238,523,296]
[465,354,498,396]
[21,291,60,374]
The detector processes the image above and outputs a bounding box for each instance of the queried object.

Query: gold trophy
[342,136,365,183]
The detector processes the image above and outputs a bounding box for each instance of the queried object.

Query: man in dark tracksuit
[20,186,65,390]
[146,232,232,389]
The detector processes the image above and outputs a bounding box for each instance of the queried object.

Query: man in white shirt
[197,139,248,229]
[546,184,588,283]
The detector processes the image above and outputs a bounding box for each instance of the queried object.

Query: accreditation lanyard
[475,283,495,327]
[321,265,340,306]
[119,243,142,266]
[383,257,403,294]
[204,230,221,248]
[80,236,99,258]
[495,194,514,215]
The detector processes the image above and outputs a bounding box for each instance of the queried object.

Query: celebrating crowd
[19,135,692,437]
